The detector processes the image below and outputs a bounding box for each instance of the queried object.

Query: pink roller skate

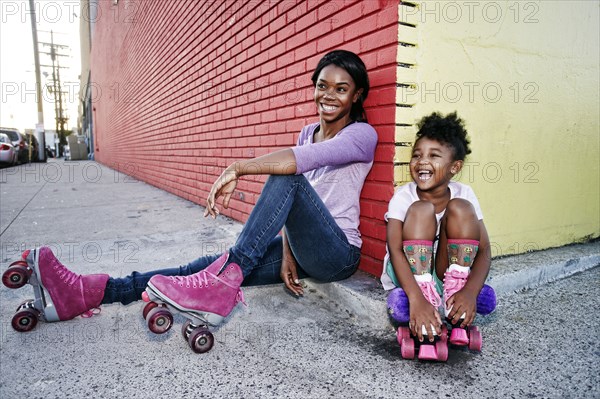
[443,264,482,351]
[397,273,448,362]
[142,252,246,353]
[2,247,109,332]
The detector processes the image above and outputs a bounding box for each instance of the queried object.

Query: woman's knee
[322,263,358,282]
[308,248,360,282]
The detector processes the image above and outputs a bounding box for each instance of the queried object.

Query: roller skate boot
[391,274,448,362]
[142,252,246,353]
[2,247,109,332]
[443,264,483,350]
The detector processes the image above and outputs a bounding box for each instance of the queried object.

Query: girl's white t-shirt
[381,181,484,290]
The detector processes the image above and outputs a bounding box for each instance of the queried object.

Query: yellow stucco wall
[395,1,600,257]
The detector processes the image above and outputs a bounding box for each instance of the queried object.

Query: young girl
[5,50,378,339]
[382,112,495,359]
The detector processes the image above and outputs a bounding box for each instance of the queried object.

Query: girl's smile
[410,138,462,193]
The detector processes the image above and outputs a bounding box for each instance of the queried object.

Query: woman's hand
[280,230,303,296]
[280,252,303,297]
[445,287,477,328]
[204,166,238,219]
[409,296,442,342]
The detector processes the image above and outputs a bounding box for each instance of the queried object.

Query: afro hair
[415,112,471,161]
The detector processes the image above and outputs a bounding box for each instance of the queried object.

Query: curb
[488,253,600,297]
[306,241,600,331]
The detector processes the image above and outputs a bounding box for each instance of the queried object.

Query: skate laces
[54,265,80,286]
[81,308,102,318]
[236,290,247,306]
[167,267,247,306]
[189,270,211,288]
[444,268,469,299]
[169,268,239,291]
[170,271,211,289]
[418,280,442,307]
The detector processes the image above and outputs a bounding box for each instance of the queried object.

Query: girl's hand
[446,288,477,328]
[204,167,238,219]
[280,255,303,296]
[409,296,442,342]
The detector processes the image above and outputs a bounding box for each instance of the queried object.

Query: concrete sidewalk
[0,159,598,398]
[1,159,598,328]
[313,240,599,331]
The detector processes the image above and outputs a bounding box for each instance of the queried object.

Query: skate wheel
[396,326,411,346]
[181,320,193,341]
[441,325,449,343]
[11,309,39,332]
[400,338,415,359]
[468,326,483,351]
[435,339,449,361]
[147,307,173,334]
[142,301,158,320]
[2,265,30,289]
[188,327,214,354]
[9,260,28,268]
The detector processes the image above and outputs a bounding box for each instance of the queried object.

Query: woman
[5,50,378,337]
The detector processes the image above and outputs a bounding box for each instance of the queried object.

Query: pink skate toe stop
[22,250,30,260]
[141,291,150,302]
[450,328,469,346]
[418,344,438,361]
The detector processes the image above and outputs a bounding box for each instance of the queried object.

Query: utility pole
[40,31,70,157]
[29,0,46,162]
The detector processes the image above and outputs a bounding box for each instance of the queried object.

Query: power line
[37,30,71,156]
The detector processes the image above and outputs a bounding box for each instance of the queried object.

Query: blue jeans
[103,175,362,305]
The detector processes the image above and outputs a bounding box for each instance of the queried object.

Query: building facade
[86,0,599,276]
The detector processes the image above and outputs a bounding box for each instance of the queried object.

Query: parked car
[0,128,28,163]
[0,133,17,166]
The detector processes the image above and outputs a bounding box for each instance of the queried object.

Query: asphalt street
[1,266,598,398]
[0,160,598,398]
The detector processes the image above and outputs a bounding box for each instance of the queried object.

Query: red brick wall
[91,0,397,276]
